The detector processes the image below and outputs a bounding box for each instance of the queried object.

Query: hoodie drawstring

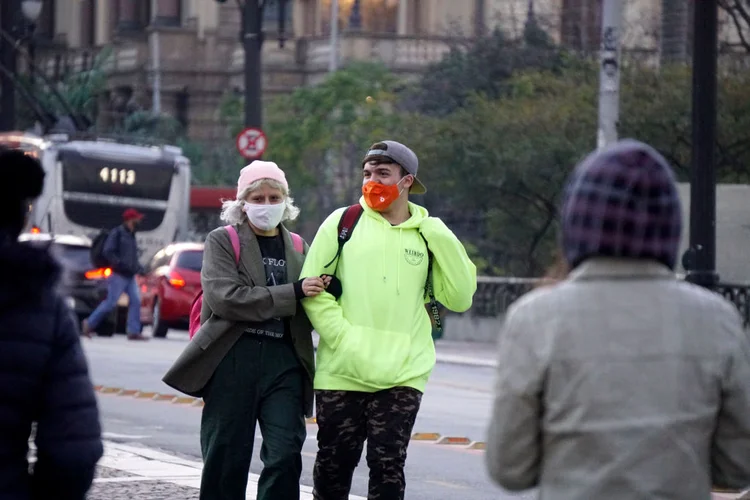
[397,228,402,295]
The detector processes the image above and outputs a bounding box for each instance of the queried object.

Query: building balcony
[228,33,457,88]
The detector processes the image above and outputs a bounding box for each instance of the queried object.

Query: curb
[435,353,497,368]
[94,386,489,452]
[409,432,486,450]
[712,490,750,500]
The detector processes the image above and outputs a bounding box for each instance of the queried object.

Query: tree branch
[718,0,750,53]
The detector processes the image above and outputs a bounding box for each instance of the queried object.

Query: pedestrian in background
[300,140,477,499]
[0,149,103,500]
[82,208,147,340]
[164,161,324,500]
[485,139,750,499]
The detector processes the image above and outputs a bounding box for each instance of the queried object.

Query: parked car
[139,242,204,338]
[18,232,125,336]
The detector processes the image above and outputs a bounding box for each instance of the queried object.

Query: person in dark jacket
[82,208,147,340]
[0,149,103,500]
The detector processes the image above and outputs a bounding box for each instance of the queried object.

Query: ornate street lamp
[21,0,44,24]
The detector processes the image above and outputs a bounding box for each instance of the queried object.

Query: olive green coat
[162,223,315,416]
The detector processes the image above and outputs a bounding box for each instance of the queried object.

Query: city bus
[188,185,236,241]
[0,131,191,263]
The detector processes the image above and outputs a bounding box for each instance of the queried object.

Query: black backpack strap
[420,234,442,333]
[324,204,364,272]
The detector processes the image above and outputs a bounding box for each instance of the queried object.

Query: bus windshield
[59,150,174,232]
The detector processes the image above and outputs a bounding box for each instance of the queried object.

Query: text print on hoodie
[300,198,477,393]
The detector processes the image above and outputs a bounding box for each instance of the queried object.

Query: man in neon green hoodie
[301,140,477,500]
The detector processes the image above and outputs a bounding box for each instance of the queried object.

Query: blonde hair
[219,179,301,226]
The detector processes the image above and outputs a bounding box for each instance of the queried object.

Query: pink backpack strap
[290,232,304,254]
[223,225,241,265]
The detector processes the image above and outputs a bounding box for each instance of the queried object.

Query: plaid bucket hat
[560,139,682,270]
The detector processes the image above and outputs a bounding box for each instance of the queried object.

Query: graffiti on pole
[600,26,620,92]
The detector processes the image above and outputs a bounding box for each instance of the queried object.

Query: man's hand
[321,274,342,299]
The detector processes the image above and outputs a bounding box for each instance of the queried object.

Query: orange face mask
[362,179,405,212]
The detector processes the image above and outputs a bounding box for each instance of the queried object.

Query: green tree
[401,26,566,117]
[619,65,750,184]
[408,68,597,276]
[17,47,112,130]
[262,61,401,235]
[408,62,750,276]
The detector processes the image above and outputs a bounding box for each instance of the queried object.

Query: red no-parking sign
[236,127,268,159]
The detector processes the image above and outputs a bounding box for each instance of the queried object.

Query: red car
[139,242,204,338]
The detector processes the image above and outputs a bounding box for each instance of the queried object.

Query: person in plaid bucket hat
[560,138,682,269]
[485,139,750,500]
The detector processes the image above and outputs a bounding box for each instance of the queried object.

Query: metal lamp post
[684,0,720,288]
[0,0,43,132]
[237,0,289,129]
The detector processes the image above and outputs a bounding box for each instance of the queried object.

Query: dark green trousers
[199,334,306,500]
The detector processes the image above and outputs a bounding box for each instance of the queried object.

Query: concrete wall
[442,313,505,343]
[677,183,750,284]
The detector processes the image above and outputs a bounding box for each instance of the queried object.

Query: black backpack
[90,229,112,268]
[324,205,442,333]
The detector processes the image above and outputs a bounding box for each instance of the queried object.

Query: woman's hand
[301,276,326,297]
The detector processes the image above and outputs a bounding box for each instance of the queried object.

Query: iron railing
[472,276,750,327]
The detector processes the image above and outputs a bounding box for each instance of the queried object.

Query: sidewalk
[434,339,497,368]
[313,332,498,369]
[87,441,367,500]
[88,442,748,500]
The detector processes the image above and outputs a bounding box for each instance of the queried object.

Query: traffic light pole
[685,0,719,288]
[243,0,263,130]
[0,0,20,131]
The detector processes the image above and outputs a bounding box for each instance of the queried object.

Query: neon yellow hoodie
[300,198,477,393]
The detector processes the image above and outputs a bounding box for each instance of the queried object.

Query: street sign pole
[243,0,263,136]
[597,0,623,150]
[236,127,268,160]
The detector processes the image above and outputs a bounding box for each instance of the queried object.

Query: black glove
[321,274,342,299]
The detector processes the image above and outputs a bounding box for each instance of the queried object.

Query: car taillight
[85,268,112,280]
[168,271,186,288]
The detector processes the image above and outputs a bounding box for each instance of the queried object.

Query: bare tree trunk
[660,0,690,65]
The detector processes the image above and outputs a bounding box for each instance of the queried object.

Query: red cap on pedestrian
[122,208,144,221]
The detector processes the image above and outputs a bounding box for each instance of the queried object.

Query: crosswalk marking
[99,441,367,500]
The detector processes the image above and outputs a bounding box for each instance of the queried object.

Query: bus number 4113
[100,167,136,185]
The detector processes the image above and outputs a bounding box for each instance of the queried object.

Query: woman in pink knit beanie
[184,160,327,500]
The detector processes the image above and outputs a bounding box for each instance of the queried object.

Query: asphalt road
[82,330,536,500]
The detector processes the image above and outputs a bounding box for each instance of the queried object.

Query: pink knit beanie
[236,160,289,198]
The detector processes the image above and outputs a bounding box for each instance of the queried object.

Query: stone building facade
[26,0,746,143]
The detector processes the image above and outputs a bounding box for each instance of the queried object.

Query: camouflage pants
[312,387,422,500]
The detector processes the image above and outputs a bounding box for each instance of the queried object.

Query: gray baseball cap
[362,140,426,194]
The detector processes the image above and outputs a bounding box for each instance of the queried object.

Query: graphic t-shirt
[244,234,288,340]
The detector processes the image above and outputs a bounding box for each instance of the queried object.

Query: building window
[561,0,602,52]
[407,0,422,35]
[320,0,399,34]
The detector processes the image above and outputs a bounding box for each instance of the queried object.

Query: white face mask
[244,202,286,231]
